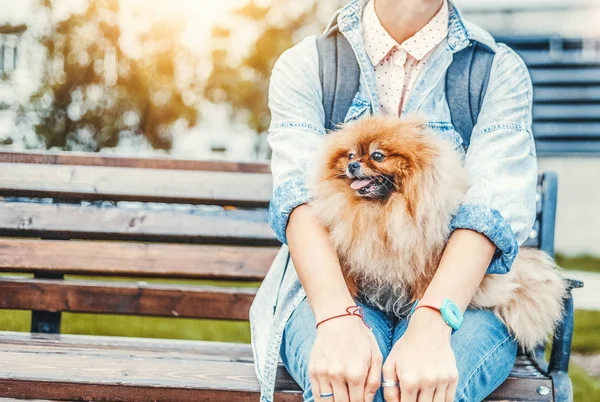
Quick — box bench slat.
[530,67,600,85]
[536,140,600,155]
[0,332,255,362]
[0,202,277,245]
[0,380,269,402]
[0,239,275,280]
[0,278,255,320]
[533,86,600,102]
[533,103,600,120]
[0,332,552,402]
[533,121,600,138]
[0,151,270,173]
[0,163,271,207]
[517,50,600,67]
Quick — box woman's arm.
[383,230,495,402]
[288,205,382,402]
[423,230,496,310]
[268,37,382,402]
[287,205,355,320]
[384,44,537,402]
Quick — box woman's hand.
[309,316,383,402]
[382,308,458,402]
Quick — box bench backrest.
[500,36,600,155]
[0,151,556,334]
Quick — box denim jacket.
[250,1,537,400]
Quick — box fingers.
[331,376,350,402]
[347,368,368,402]
[310,368,322,402]
[364,349,383,402]
[382,360,400,402]
[445,376,458,402]
[310,364,333,402]
[432,385,447,402]
[416,385,435,402]
[308,322,381,402]
[396,373,418,402]
[317,380,334,402]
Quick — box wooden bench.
[0,151,581,401]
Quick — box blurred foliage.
[28,0,201,151]
[556,253,600,273]
[204,0,344,135]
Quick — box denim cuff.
[268,176,311,244]
[449,205,519,275]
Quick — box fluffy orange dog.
[309,115,566,350]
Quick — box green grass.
[571,310,600,402]
[572,364,600,402]
[556,253,600,273]
[554,255,600,402]
[555,255,600,356]
[573,310,600,354]
[0,309,251,343]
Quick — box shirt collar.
[363,0,449,66]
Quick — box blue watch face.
[440,299,463,331]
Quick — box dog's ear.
[397,122,437,223]
[402,172,420,222]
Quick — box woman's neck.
[374,0,444,44]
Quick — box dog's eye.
[348,152,355,159]
[371,152,384,162]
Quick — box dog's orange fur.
[308,115,566,350]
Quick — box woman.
[250,0,537,401]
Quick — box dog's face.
[321,116,438,201]
[344,146,397,199]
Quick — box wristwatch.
[410,298,464,333]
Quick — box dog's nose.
[348,161,360,174]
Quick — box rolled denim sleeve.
[267,36,325,244]
[451,44,537,275]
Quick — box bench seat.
[0,332,553,401]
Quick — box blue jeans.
[281,299,517,402]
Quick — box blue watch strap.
[409,298,464,333]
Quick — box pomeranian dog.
[308,115,566,350]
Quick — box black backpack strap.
[446,42,495,148]
[317,29,361,131]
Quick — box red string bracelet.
[316,306,371,330]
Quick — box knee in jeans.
[454,335,517,402]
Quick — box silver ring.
[320,392,334,398]
[381,380,400,387]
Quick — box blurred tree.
[204,1,344,138]
[28,0,201,151]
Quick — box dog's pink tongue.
[351,179,372,190]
